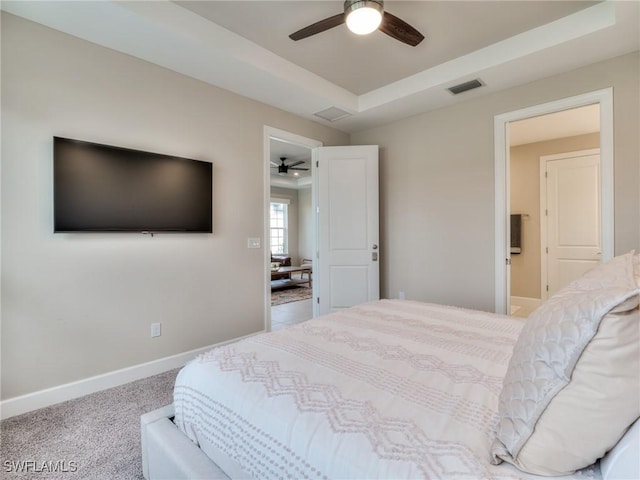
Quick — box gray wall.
[268,186,314,267]
[269,187,299,264]
[297,187,314,263]
[2,12,638,401]
[351,52,639,311]
[1,13,349,399]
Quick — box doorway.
[508,106,601,317]
[263,127,322,331]
[494,89,614,315]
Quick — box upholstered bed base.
[142,405,640,480]
[141,404,229,480]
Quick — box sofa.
[270,254,291,280]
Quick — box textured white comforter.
[174,300,599,479]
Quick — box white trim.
[540,149,601,163]
[494,88,614,314]
[540,155,549,302]
[510,295,543,311]
[0,332,259,420]
[263,127,322,332]
[311,148,320,319]
[494,117,510,314]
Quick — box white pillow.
[490,252,640,475]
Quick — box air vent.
[447,79,484,95]
[313,106,352,122]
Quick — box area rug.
[271,285,312,306]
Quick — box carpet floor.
[1,369,178,480]
[271,285,312,306]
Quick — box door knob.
[372,244,378,250]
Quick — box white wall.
[352,52,639,310]
[0,13,348,400]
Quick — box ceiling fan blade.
[286,160,305,168]
[289,167,309,171]
[289,13,345,41]
[270,161,279,166]
[379,12,424,47]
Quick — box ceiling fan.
[271,157,310,176]
[289,0,424,47]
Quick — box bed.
[141,253,640,480]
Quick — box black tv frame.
[53,137,212,234]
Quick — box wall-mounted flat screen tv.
[54,137,212,233]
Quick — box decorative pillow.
[490,252,640,475]
[610,255,640,312]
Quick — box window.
[270,199,289,254]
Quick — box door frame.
[493,88,614,314]
[263,126,322,331]
[539,148,601,301]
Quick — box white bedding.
[173,300,600,479]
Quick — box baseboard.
[0,331,261,420]
[510,295,542,310]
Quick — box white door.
[314,145,379,316]
[542,149,601,298]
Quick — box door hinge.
[546,246,548,253]
[545,171,548,178]
[317,297,320,304]
[506,258,511,265]
[546,285,549,292]
[545,209,548,216]
[316,160,319,168]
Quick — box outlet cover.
[151,322,161,338]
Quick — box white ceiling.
[176,1,597,94]
[2,1,638,133]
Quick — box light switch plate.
[150,322,161,338]
[247,237,261,249]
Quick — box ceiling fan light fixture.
[345,0,383,35]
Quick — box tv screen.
[53,137,212,233]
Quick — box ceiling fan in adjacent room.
[271,157,310,176]
[289,0,424,46]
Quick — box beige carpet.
[1,369,178,479]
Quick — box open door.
[314,145,380,316]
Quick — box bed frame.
[141,404,639,480]
[141,404,229,480]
